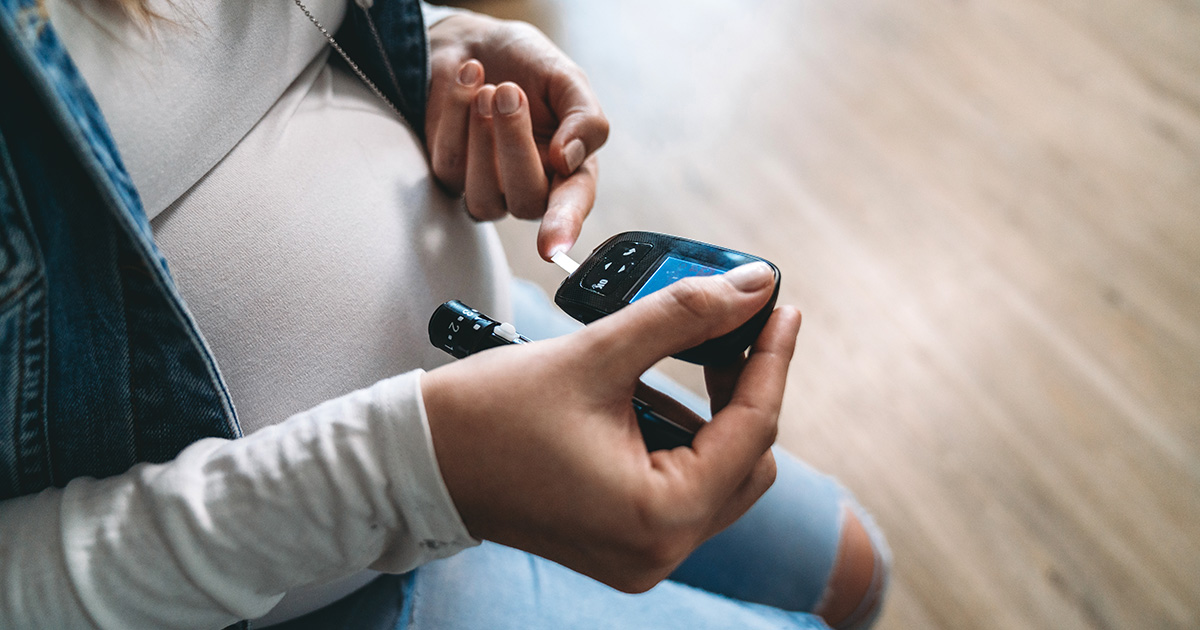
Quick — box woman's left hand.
[425,13,609,260]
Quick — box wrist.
[420,2,469,30]
[428,12,496,59]
[417,366,479,534]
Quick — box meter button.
[581,242,653,296]
[582,266,617,295]
[582,259,622,295]
[597,259,634,278]
[614,242,653,265]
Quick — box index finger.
[537,154,598,259]
[668,306,801,506]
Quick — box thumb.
[579,262,777,380]
[547,72,609,176]
[551,110,609,176]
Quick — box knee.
[813,505,891,629]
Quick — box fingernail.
[564,139,586,173]
[476,89,493,117]
[548,240,574,258]
[495,85,520,116]
[723,262,773,292]
[457,61,480,86]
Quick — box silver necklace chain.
[293,0,403,119]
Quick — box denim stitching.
[12,286,49,493]
[10,294,25,492]
[30,288,48,489]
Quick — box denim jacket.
[0,0,429,502]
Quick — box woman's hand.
[420,263,801,592]
[425,13,609,260]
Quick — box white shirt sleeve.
[0,370,476,630]
[420,1,470,28]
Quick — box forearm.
[0,370,474,630]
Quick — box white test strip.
[551,251,580,275]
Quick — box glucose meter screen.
[630,256,725,302]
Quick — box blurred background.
[439,1,1199,628]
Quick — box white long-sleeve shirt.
[1,372,474,628]
[0,1,501,627]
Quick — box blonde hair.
[35,0,164,23]
[105,0,160,22]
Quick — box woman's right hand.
[425,12,609,261]
[420,262,801,592]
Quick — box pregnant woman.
[0,1,887,628]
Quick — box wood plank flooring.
[441,1,1200,627]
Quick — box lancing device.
[428,300,695,451]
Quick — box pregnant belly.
[153,55,511,435]
[151,55,510,625]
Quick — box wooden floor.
[444,1,1200,627]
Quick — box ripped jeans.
[271,280,890,630]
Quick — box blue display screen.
[630,256,725,302]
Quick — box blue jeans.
[270,280,887,630]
